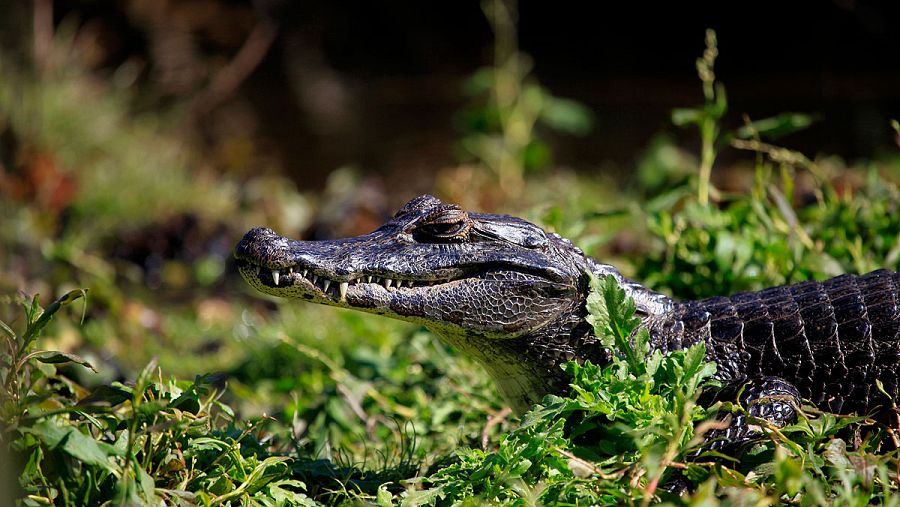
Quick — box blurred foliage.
[455,0,593,196]
[0,51,236,242]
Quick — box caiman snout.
[234,227,293,268]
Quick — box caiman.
[235,194,900,442]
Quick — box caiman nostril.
[234,227,291,264]
[236,227,277,250]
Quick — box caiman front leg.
[675,379,799,488]
[663,377,803,495]
[701,376,802,453]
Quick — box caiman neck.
[427,261,673,414]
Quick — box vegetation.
[2,15,899,507]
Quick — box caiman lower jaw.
[235,258,455,303]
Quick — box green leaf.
[672,108,702,127]
[509,458,533,477]
[585,274,644,370]
[29,351,97,372]
[21,289,88,349]
[710,82,728,118]
[540,97,594,136]
[245,456,292,494]
[114,475,143,507]
[736,113,815,140]
[585,278,612,347]
[25,294,41,327]
[26,420,115,472]
[632,327,650,360]
[268,480,315,506]
[376,484,395,507]
[131,358,159,408]
[77,385,131,407]
[645,350,663,377]
[682,343,706,380]
[137,463,157,503]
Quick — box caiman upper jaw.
[235,255,442,299]
[235,227,467,301]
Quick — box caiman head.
[235,194,626,412]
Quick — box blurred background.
[1,1,899,502]
[2,1,899,207]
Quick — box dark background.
[4,0,900,192]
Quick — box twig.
[730,138,825,179]
[336,382,369,424]
[553,447,622,480]
[191,20,278,117]
[33,0,54,72]
[481,406,512,449]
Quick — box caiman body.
[235,195,900,417]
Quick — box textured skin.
[235,194,900,421]
[648,270,900,415]
[701,377,802,451]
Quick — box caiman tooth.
[272,270,280,286]
[312,274,318,284]
[322,279,331,292]
[384,279,393,289]
[372,276,380,285]
[367,275,373,283]
[302,269,308,278]
[339,282,348,300]
[288,267,294,275]
[255,266,261,276]
[395,279,403,288]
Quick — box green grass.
[4,262,898,504]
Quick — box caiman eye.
[412,209,472,243]
[420,221,466,236]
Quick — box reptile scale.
[235,194,899,443]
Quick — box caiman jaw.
[234,256,452,303]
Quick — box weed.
[456,0,593,196]
[1,293,316,505]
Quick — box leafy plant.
[410,275,719,505]
[1,290,92,430]
[671,29,727,207]
[2,293,316,506]
[638,32,899,300]
[457,0,593,195]
[393,273,899,506]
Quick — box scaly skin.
[234,194,900,420]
